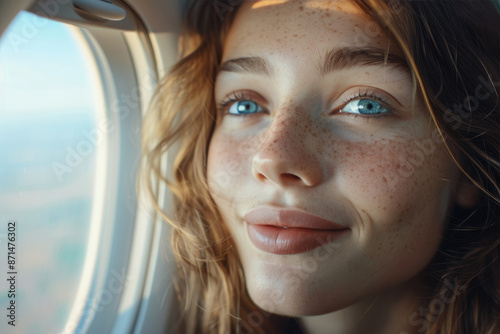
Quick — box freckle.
[382,176,388,183]
[299,5,303,10]
[370,168,374,172]
[293,34,297,37]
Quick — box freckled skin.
[207,0,463,328]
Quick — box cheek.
[206,129,261,203]
[334,137,453,216]
[331,136,454,278]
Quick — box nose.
[252,109,323,187]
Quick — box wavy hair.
[141,1,500,333]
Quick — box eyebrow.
[322,47,408,75]
[218,56,271,76]
[218,47,409,76]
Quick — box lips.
[244,207,350,254]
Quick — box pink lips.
[244,207,350,255]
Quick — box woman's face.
[207,0,460,316]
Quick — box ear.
[455,175,481,208]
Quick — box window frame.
[0,0,183,333]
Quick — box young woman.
[142,1,500,333]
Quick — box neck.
[298,279,428,334]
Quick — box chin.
[245,275,355,317]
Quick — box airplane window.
[0,11,104,334]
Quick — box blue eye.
[341,99,389,115]
[228,100,264,115]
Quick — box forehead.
[223,0,392,60]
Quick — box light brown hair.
[141,1,500,333]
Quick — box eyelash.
[217,89,395,118]
[217,91,259,116]
[334,90,395,119]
